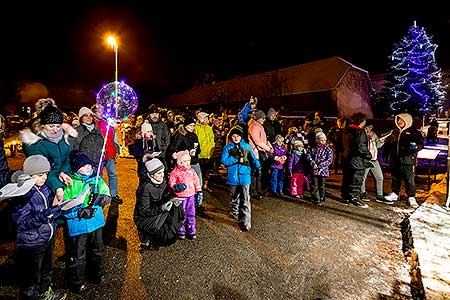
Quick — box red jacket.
[96,119,117,160]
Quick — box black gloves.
[92,194,112,206]
[37,206,62,222]
[11,171,33,187]
[229,146,243,159]
[77,207,97,219]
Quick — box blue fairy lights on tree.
[381,21,446,117]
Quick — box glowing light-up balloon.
[96,81,138,121]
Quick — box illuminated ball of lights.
[96,81,138,121]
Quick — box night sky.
[1,2,449,108]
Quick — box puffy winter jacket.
[12,184,57,249]
[221,140,260,186]
[62,173,110,236]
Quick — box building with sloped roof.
[160,56,374,118]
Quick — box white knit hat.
[315,132,327,141]
[78,107,93,118]
[145,158,164,175]
[197,112,209,122]
[141,120,153,135]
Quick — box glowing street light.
[106,36,118,83]
[106,35,119,119]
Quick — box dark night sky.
[1,2,449,107]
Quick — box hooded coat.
[382,113,424,166]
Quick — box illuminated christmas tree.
[379,21,446,117]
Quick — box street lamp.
[107,36,118,83]
[106,35,119,120]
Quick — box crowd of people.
[0,96,426,299]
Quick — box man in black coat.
[340,112,371,208]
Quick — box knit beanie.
[267,108,277,118]
[173,150,191,166]
[147,104,159,114]
[23,155,51,175]
[39,105,64,125]
[315,132,327,141]
[141,120,153,135]
[72,119,80,127]
[253,110,266,120]
[145,158,164,175]
[197,112,209,122]
[69,150,93,172]
[78,107,93,119]
[275,134,284,142]
[292,140,304,149]
[228,126,243,138]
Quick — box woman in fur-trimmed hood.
[19,98,78,204]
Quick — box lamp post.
[107,36,119,120]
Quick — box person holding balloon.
[91,103,123,205]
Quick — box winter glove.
[77,207,97,219]
[37,206,62,222]
[11,171,33,187]
[174,183,187,192]
[161,201,173,211]
[195,191,203,207]
[92,194,112,206]
[228,147,242,159]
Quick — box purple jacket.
[309,144,333,177]
[270,143,287,170]
[287,151,308,175]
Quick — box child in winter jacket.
[168,150,202,240]
[270,134,288,197]
[308,132,334,205]
[62,150,111,293]
[11,155,67,300]
[287,140,309,199]
[134,156,185,248]
[221,126,261,231]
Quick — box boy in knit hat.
[11,155,67,300]
[221,126,260,231]
[134,156,185,247]
[62,150,111,293]
[168,150,202,240]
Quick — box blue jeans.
[270,168,284,193]
[102,158,118,197]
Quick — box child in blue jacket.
[12,155,66,300]
[62,150,111,293]
[221,126,260,231]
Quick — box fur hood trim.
[19,123,78,146]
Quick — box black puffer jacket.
[342,124,372,169]
[134,177,184,245]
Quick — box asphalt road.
[1,156,417,300]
